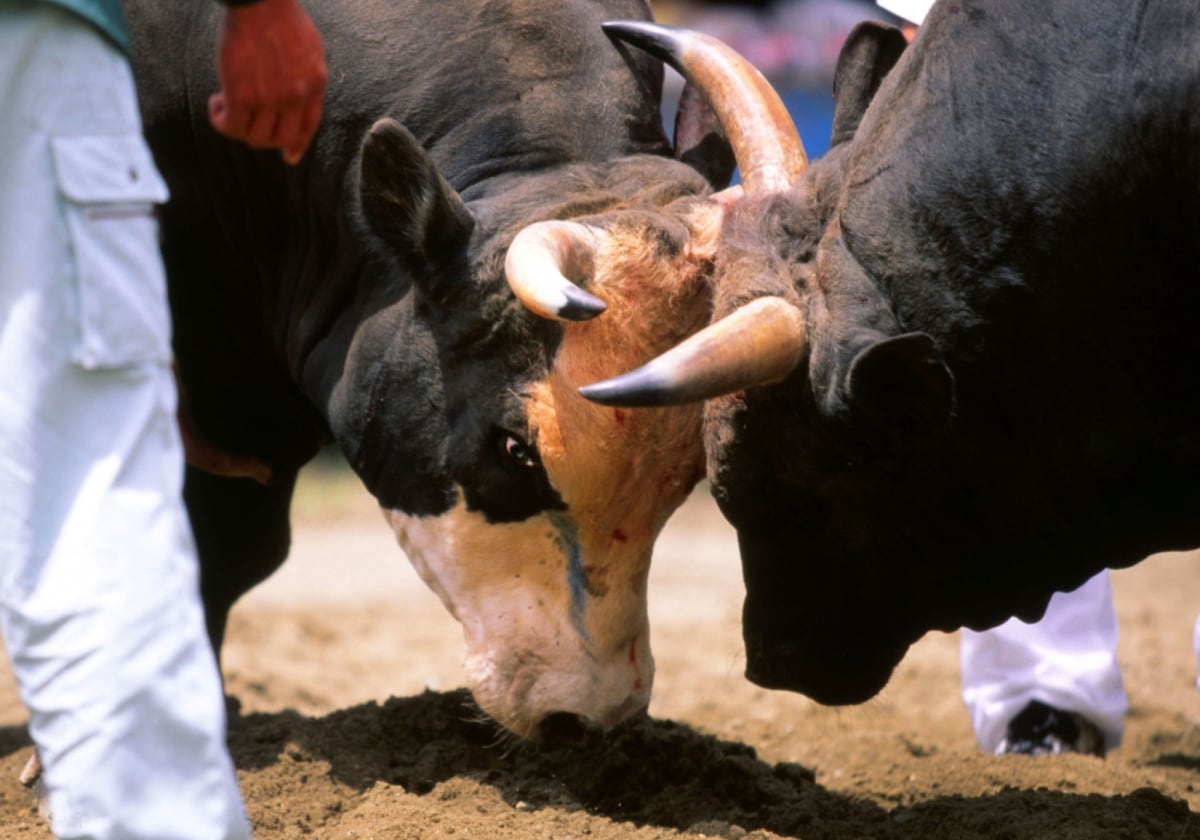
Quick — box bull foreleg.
[183,467,297,656]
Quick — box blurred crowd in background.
[650,0,903,158]
[655,0,900,87]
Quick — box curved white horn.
[505,221,608,321]
[579,296,806,406]
[603,21,807,193]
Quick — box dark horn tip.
[601,21,682,62]
[558,286,607,321]
[578,381,651,407]
[579,370,684,408]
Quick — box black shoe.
[995,699,1106,757]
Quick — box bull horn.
[579,296,806,406]
[603,21,807,193]
[505,220,608,321]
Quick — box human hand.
[208,0,327,164]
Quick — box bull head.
[338,22,801,737]
[581,21,962,705]
[584,7,1200,709]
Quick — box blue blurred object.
[662,86,834,188]
[654,0,884,176]
[661,84,835,181]
[781,86,835,160]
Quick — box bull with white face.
[587,2,1200,706]
[126,0,797,736]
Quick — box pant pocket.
[51,133,172,369]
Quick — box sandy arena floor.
[1,462,1198,838]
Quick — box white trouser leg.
[960,571,1127,753]
[1193,614,1200,693]
[0,6,251,838]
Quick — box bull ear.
[359,118,475,274]
[674,81,736,188]
[830,21,908,148]
[844,332,954,440]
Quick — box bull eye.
[501,432,537,468]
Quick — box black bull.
[124,0,805,736]
[586,0,1200,705]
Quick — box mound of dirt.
[230,689,1194,839]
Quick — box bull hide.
[588,0,1200,705]
[124,0,755,737]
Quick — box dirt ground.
[1,462,1199,839]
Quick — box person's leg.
[960,570,1126,755]
[1193,614,1200,693]
[0,6,250,837]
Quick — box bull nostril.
[534,711,602,747]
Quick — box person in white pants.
[0,0,324,836]
[872,0,1136,757]
[960,573,1125,755]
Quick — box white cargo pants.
[0,5,251,838]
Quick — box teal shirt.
[40,0,130,53]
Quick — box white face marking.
[386,497,654,737]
